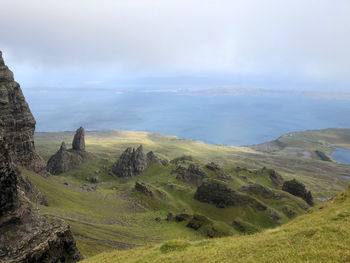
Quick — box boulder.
[194,179,267,210]
[282,179,314,206]
[112,145,148,177]
[0,51,45,172]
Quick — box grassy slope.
[83,185,350,263]
[30,128,350,258]
[35,128,350,198]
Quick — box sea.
[25,88,350,146]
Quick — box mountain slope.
[83,185,350,263]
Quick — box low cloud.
[1,0,350,88]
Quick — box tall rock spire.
[0,51,45,172]
[72,126,86,151]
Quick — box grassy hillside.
[29,128,350,259]
[35,128,350,198]
[82,185,350,263]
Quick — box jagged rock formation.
[46,128,91,175]
[173,164,208,186]
[112,145,166,177]
[112,145,148,177]
[0,142,82,262]
[282,179,314,206]
[194,179,267,210]
[46,142,84,175]
[72,127,85,151]
[0,51,45,172]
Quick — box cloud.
[1,0,350,87]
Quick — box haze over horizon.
[1,0,350,92]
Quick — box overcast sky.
[1,0,350,90]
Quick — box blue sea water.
[332,147,350,165]
[25,89,350,146]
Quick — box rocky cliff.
[0,51,45,172]
[0,51,82,262]
[0,142,82,262]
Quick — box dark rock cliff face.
[0,145,18,217]
[0,141,82,262]
[0,52,82,262]
[0,51,45,172]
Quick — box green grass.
[29,128,350,259]
[83,185,350,263]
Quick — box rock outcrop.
[282,179,314,206]
[112,145,148,177]
[112,145,166,177]
[46,128,91,175]
[0,142,82,262]
[173,164,208,186]
[239,183,281,200]
[72,126,85,151]
[0,51,45,172]
[194,179,267,210]
[46,142,84,175]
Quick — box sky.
[1,0,350,91]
